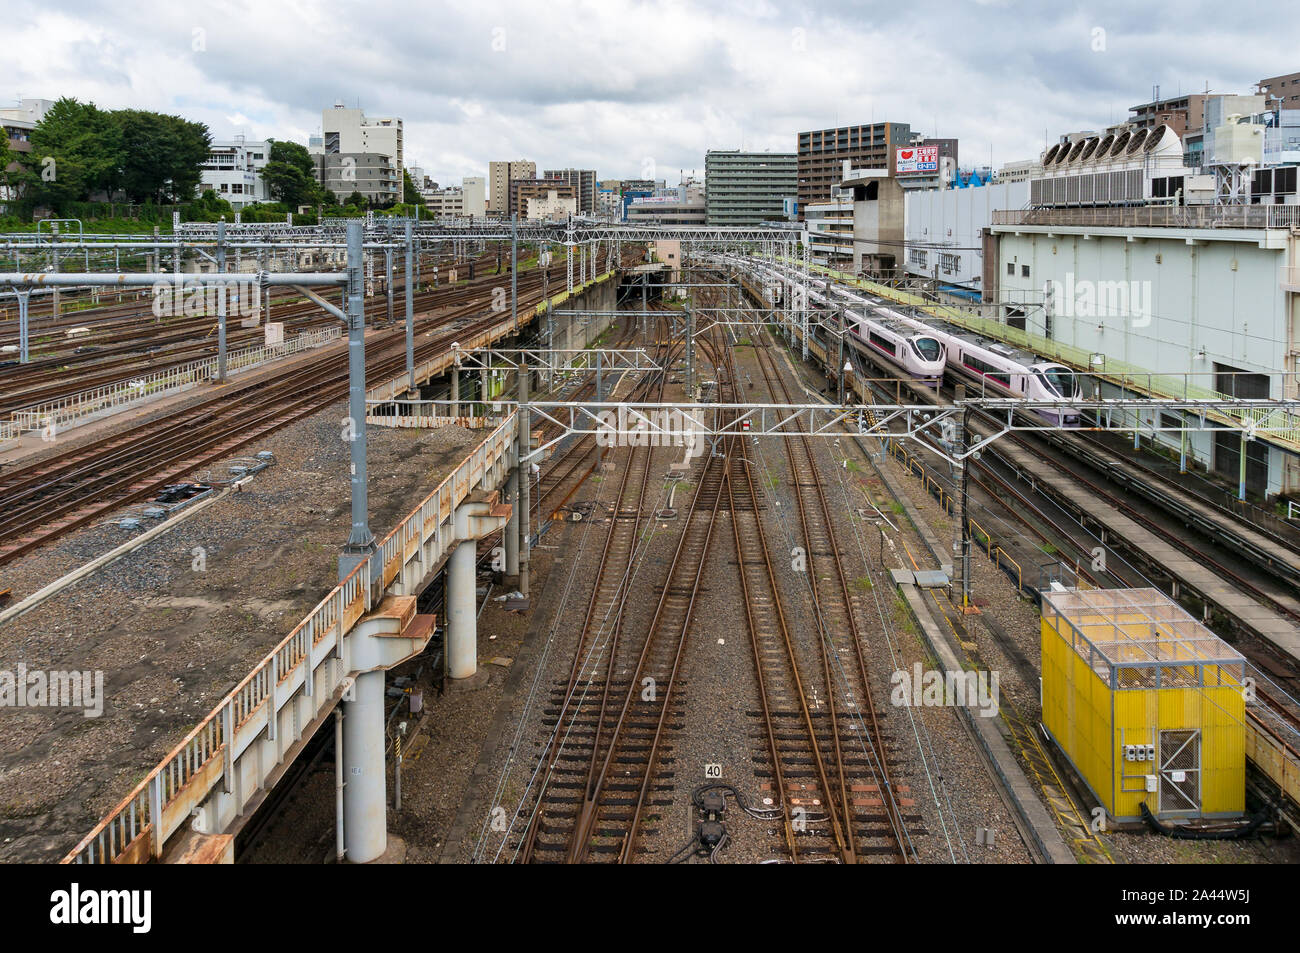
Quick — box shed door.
[1158,729,1201,813]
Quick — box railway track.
[514,336,680,862]
[0,256,631,569]
[748,326,913,862]
[0,252,513,414]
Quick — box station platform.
[990,433,1300,661]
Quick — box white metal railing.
[6,327,341,438]
[63,412,517,864]
[992,204,1300,230]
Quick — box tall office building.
[462,176,487,217]
[543,169,598,214]
[489,160,536,215]
[796,122,912,213]
[704,151,797,225]
[319,102,403,184]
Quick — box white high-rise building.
[462,176,487,217]
[198,136,272,209]
[315,102,404,203]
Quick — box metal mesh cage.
[1041,587,1246,690]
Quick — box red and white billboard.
[896,145,939,174]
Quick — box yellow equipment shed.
[1040,587,1247,824]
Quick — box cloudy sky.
[6,0,1298,187]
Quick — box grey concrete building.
[543,168,597,215]
[704,150,797,225]
[316,152,399,205]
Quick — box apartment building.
[520,188,576,222]
[512,179,576,220]
[318,102,403,183]
[543,168,597,214]
[1257,70,1300,108]
[704,150,796,225]
[0,98,53,157]
[488,160,536,216]
[796,122,913,212]
[316,153,399,204]
[1128,93,1208,138]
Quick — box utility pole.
[405,221,415,391]
[340,219,376,581]
[14,290,30,364]
[513,215,531,598]
[836,304,846,402]
[685,297,696,400]
[51,224,60,322]
[956,401,973,609]
[217,219,227,383]
[384,246,394,326]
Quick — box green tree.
[345,189,367,209]
[114,109,211,203]
[23,97,122,211]
[191,188,234,219]
[403,169,423,206]
[262,139,321,209]
[0,128,15,207]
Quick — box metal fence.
[992,204,1300,230]
[6,327,341,439]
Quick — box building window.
[1021,264,1030,278]
[1006,262,1014,276]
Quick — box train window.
[869,331,896,356]
[1037,366,1078,398]
[910,337,941,362]
[963,353,1011,387]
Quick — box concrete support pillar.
[504,468,520,577]
[450,367,460,417]
[446,539,478,679]
[342,670,387,862]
